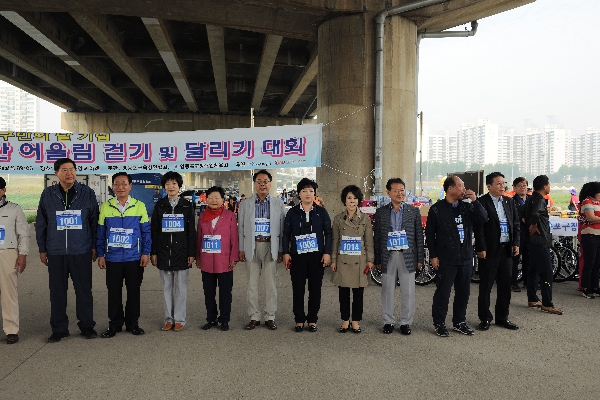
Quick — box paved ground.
[0,227,598,399]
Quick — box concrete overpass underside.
[0,0,534,213]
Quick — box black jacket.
[474,193,520,258]
[282,204,332,256]
[150,197,197,270]
[426,198,488,264]
[524,191,552,248]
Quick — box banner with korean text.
[0,124,322,173]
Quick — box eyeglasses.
[254,180,271,185]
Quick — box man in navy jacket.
[36,158,99,343]
[426,175,488,337]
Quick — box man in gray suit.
[238,170,286,330]
[374,178,424,335]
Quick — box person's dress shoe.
[265,320,277,330]
[202,321,217,330]
[6,334,18,344]
[478,321,490,331]
[161,322,173,331]
[245,320,260,330]
[126,326,145,335]
[101,328,121,338]
[351,324,361,334]
[452,322,474,335]
[308,324,318,332]
[399,325,411,335]
[80,327,98,339]
[220,323,229,331]
[383,324,394,334]
[339,321,349,333]
[511,285,521,292]
[173,323,184,332]
[294,325,304,332]
[496,320,519,330]
[48,332,70,343]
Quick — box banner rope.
[322,104,375,127]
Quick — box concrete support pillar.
[237,170,253,199]
[267,169,278,197]
[317,13,417,216]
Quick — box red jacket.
[196,209,239,273]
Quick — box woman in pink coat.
[196,186,239,331]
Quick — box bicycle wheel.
[416,247,436,286]
[550,247,562,281]
[555,246,578,282]
[370,267,382,286]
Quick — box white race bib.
[340,236,361,255]
[56,210,82,230]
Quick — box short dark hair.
[513,177,528,187]
[581,181,600,202]
[297,178,317,193]
[206,186,225,198]
[253,169,272,182]
[443,175,457,192]
[386,178,405,191]
[532,175,550,191]
[54,158,76,172]
[161,171,183,188]
[112,172,132,184]
[341,185,363,204]
[485,172,505,186]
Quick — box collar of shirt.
[390,203,403,231]
[255,194,270,204]
[168,197,179,209]
[116,196,131,215]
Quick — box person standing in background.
[0,177,29,344]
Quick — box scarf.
[203,205,224,223]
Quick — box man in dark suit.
[475,172,520,331]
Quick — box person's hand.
[321,254,331,268]
[151,255,157,266]
[188,257,195,266]
[366,262,374,272]
[465,189,477,202]
[98,256,106,269]
[431,257,440,270]
[15,254,26,274]
[239,251,246,262]
[283,254,292,270]
[477,251,486,259]
[512,246,519,256]
[529,224,540,235]
[277,252,283,263]
[376,264,381,270]
[91,249,98,262]
[196,259,201,269]
[39,252,48,266]
[330,262,337,272]
[140,254,149,267]
[417,262,423,270]
[229,261,237,269]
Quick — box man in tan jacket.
[0,177,29,344]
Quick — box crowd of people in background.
[1,159,597,346]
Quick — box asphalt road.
[0,227,597,399]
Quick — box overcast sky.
[418,0,599,136]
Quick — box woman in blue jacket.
[282,178,332,332]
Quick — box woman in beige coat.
[330,185,374,333]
